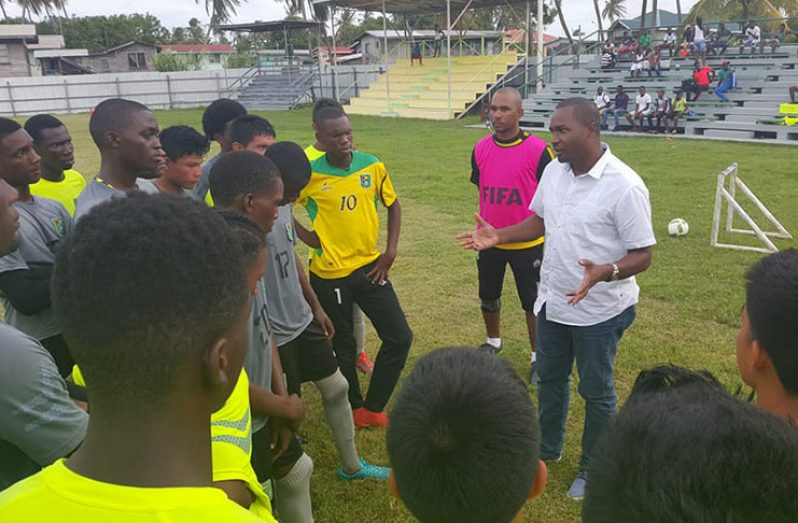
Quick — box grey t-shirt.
[74,178,160,221]
[0,322,88,489]
[245,279,273,433]
[264,205,314,347]
[0,197,72,340]
[194,153,221,201]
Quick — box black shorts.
[477,245,543,312]
[251,422,305,482]
[278,320,339,396]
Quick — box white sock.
[531,352,537,363]
[314,371,360,473]
[486,337,502,349]
[274,453,314,523]
[353,305,367,355]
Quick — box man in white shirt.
[457,97,655,501]
[594,86,611,130]
[742,20,761,54]
[625,86,652,132]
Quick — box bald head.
[555,97,601,132]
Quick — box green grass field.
[56,108,798,522]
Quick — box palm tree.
[593,0,604,41]
[197,0,242,34]
[17,0,67,21]
[553,0,574,48]
[650,0,658,26]
[676,0,682,23]
[686,0,797,24]
[602,0,628,23]
[640,0,648,28]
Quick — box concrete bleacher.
[347,54,521,120]
[520,47,798,143]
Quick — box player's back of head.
[159,125,210,161]
[24,114,65,145]
[228,115,276,147]
[744,248,798,395]
[202,98,247,139]
[51,194,248,405]
[387,347,543,523]
[89,98,150,148]
[265,141,311,202]
[583,365,798,523]
[209,151,281,207]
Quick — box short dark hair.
[209,151,282,207]
[159,125,210,161]
[52,194,248,403]
[202,98,247,139]
[314,106,346,126]
[89,98,150,148]
[745,248,798,395]
[0,117,22,141]
[312,98,344,123]
[265,141,311,200]
[215,209,266,258]
[584,365,798,523]
[387,348,540,523]
[24,114,65,144]
[555,97,600,129]
[228,115,276,147]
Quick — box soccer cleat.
[353,407,389,429]
[477,343,502,355]
[336,458,390,481]
[568,473,588,501]
[356,351,375,375]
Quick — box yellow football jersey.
[296,151,397,279]
[29,169,86,217]
[304,144,324,162]
[0,460,263,522]
[211,370,276,522]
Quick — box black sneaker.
[477,343,502,355]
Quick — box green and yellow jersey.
[296,151,397,279]
[304,144,324,162]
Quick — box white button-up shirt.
[530,144,655,326]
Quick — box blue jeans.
[537,304,636,472]
[715,79,733,101]
[612,108,627,129]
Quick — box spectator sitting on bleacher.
[639,30,652,51]
[626,86,652,132]
[594,86,611,130]
[711,22,732,55]
[663,28,677,57]
[666,91,686,134]
[618,31,637,56]
[764,23,790,54]
[685,61,714,101]
[741,20,761,55]
[600,42,616,69]
[647,88,671,133]
[603,39,616,58]
[630,50,645,78]
[611,85,630,130]
[714,60,736,103]
[682,24,694,47]
[646,47,661,78]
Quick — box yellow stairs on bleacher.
[348,54,521,120]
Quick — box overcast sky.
[5,0,701,37]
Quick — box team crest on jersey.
[286,222,295,242]
[321,182,332,192]
[360,174,372,189]
[51,217,64,236]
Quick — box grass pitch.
[57,108,798,522]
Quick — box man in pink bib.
[470,87,555,383]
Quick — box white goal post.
[711,163,792,254]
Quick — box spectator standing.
[692,17,707,60]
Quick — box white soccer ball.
[668,218,689,236]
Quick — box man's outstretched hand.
[567,259,613,305]
[456,214,500,251]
